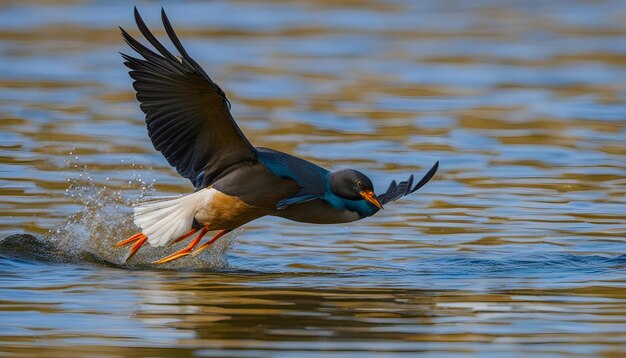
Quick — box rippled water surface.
[1,0,626,356]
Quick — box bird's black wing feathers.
[377,161,439,205]
[121,8,256,188]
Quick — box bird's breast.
[194,188,264,230]
[272,198,362,224]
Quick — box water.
[1,0,626,356]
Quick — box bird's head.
[328,169,383,210]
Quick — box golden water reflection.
[1,0,626,356]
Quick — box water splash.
[5,158,237,270]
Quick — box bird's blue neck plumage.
[256,148,379,217]
[323,175,379,218]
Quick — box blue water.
[1,0,626,356]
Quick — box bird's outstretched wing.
[377,161,439,205]
[121,8,257,188]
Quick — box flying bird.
[116,8,439,264]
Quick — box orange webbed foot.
[153,227,209,264]
[116,233,148,262]
[115,232,144,247]
[192,230,230,256]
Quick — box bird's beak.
[360,190,383,210]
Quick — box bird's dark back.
[256,147,329,199]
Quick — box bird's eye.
[357,181,364,189]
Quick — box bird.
[115,8,439,264]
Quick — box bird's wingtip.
[133,6,144,24]
[409,160,439,194]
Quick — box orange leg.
[117,227,201,262]
[153,226,210,264]
[168,227,198,246]
[115,232,145,247]
[192,229,231,256]
[115,233,148,262]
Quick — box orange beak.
[360,190,383,210]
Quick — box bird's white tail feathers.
[133,188,212,247]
